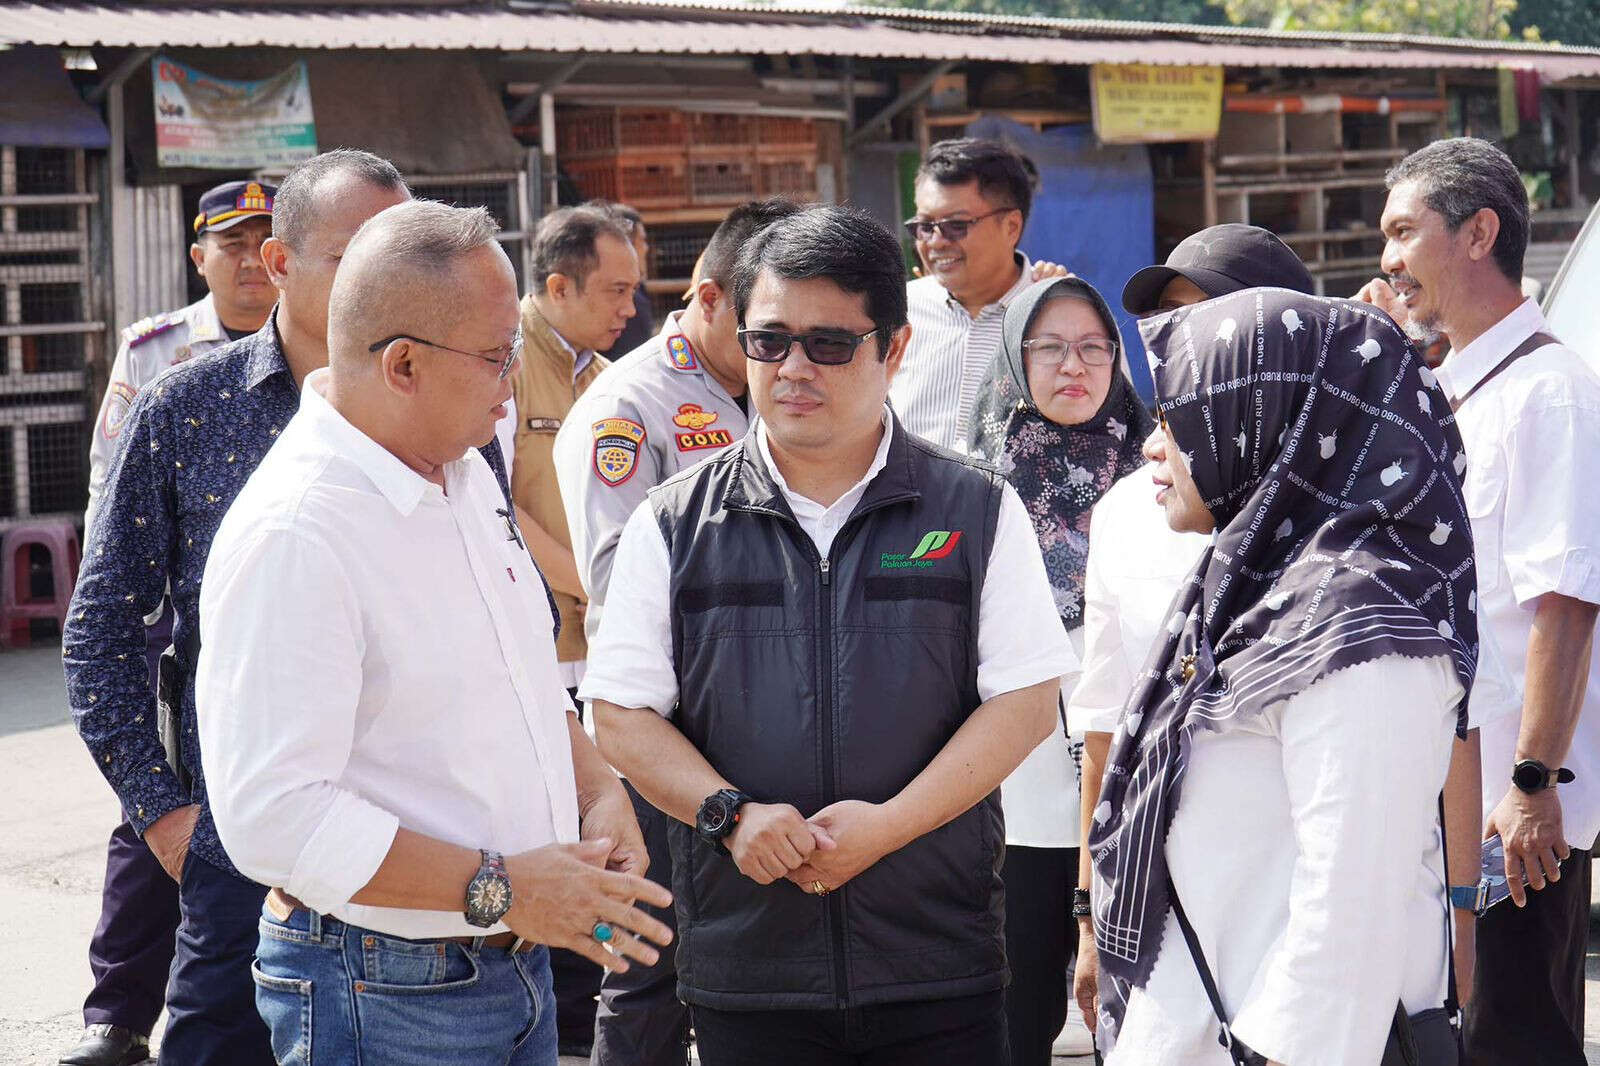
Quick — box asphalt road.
[2,640,1594,1065]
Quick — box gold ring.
[810,880,829,896]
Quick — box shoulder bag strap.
[1437,793,1462,1027]
[1167,879,1269,1066]
[1449,331,1557,412]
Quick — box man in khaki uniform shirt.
[508,203,642,1056]
[510,204,641,687]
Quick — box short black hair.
[532,205,633,290]
[584,198,643,234]
[731,205,907,361]
[916,138,1038,224]
[273,149,407,252]
[1386,138,1529,282]
[700,198,803,288]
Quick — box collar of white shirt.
[936,252,1036,319]
[753,406,894,525]
[300,368,464,517]
[1435,297,1549,404]
[547,325,596,380]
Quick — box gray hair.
[273,148,408,252]
[531,205,632,290]
[1386,138,1528,282]
[328,200,506,366]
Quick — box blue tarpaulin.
[967,116,1157,403]
[0,46,109,149]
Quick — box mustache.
[1387,273,1421,289]
[771,385,825,404]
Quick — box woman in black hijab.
[1090,288,1478,1065]
[968,277,1152,1066]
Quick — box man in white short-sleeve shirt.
[1372,137,1600,1066]
[584,206,1074,1065]
[197,201,673,1065]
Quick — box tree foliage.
[1510,0,1600,45]
[1212,0,1527,39]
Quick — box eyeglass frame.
[1020,335,1120,370]
[902,208,1018,243]
[367,328,523,381]
[737,327,880,366]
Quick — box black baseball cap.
[1121,223,1315,314]
[193,180,275,235]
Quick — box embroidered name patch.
[526,417,562,433]
[675,428,733,452]
[667,335,698,372]
[593,418,646,485]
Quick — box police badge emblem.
[592,417,646,486]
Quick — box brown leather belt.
[267,887,533,951]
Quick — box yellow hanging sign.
[1090,64,1224,144]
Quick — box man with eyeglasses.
[889,137,1044,451]
[65,151,483,1065]
[583,205,1075,1065]
[195,197,671,1066]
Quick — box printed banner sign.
[153,57,317,169]
[1090,64,1223,144]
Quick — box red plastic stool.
[1,518,81,647]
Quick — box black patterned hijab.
[967,278,1154,632]
[1090,288,1479,1048]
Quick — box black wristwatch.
[696,788,752,854]
[1511,759,1576,795]
[464,849,513,928]
[1072,888,1092,919]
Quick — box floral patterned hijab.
[967,277,1154,632]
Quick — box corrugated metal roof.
[6,3,1600,79]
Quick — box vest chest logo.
[526,416,562,433]
[880,529,962,570]
[672,403,731,451]
[667,334,699,372]
[592,417,646,485]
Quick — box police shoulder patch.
[592,417,646,486]
[666,334,698,372]
[124,312,181,348]
[100,382,138,440]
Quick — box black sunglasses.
[737,328,879,366]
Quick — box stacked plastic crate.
[0,146,98,528]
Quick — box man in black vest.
[583,205,1075,1065]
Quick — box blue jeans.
[252,905,558,1066]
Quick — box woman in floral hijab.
[967,276,1153,1066]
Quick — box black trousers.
[1002,845,1079,1066]
[1463,846,1591,1066]
[593,781,690,1066]
[692,990,1007,1066]
[552,687,604,1048]
[159,853,272,1066]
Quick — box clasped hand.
[727,799,901,893]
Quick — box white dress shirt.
[1108,655,1460,1066]
[579,410,1079,717]
[889,253,1034,451]
[197,371,580,938]
[1435,298,1600,850]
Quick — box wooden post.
[1202,139,1218,228]
[1567,89,1584,210]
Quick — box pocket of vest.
[678,581,785,613]
[862,575,969,605]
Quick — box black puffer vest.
[649,417,1007,1010]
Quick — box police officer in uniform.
[553,198,799,1066]
[61,179,274,1066]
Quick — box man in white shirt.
[197,200,672,1065]
[1369,137,1600,1066]
[583,205,1075,1064]
[889,138,1042,451]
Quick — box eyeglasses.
[367,328,523,381]
[902,208,1017,243]
[1021,337,1119,369]
[737,328,879,366]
